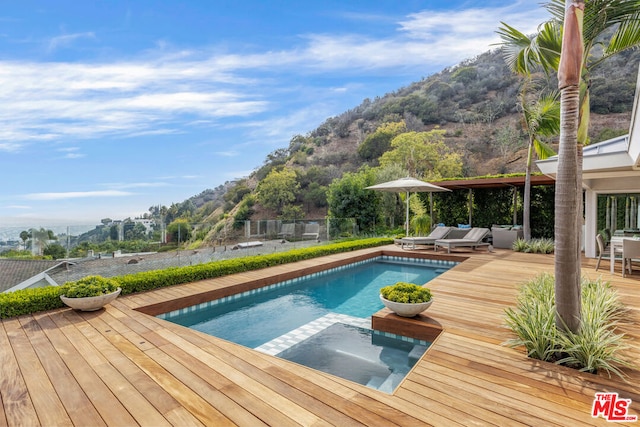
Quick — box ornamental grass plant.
[504,273,633,379]
[512,238,555,254]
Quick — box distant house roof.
[0,259,69,292]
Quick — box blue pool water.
[159,256,455,392]
[278,323,428,393]
[163,257,452,348]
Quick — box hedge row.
[0,237,393,319]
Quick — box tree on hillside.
[257,168,300,214]
[167,219,192,243]
[358,121,407,162]
[327,168,380,233]
[378,129,463,179]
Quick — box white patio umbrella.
[366,177,451,236]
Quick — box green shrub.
[0,237,393,319]
[61,276,120,298]
[504,273,633,379]
[380,282,432,303]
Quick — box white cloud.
[22,190,134,201]
[214,150,239,157]
[47,31,96,52]
[100,182,169,189]
[0,2,549,150]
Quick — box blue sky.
[0,0,549,226]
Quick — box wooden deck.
[1,246,639,426]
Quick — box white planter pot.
[380,294,432,317]
[61,288,122,311]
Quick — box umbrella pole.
[406,191,410,237]
[429,193,433,230]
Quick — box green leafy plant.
[504,273,633,379]
[62,276,120,298]
[410,214,431,236]
[380,282,432,304]
[512,238,554,254]
[511,238,530,253]
[504,273,557,360]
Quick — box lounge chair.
[302,223,320,240]
[400,226,451,250]
[278,223,295,239]
[434,227,491,253]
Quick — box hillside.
[163,46,639,244]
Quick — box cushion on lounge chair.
[400,226,451,249]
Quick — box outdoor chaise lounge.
[434,227,491,253]
[277,223,295,239]
[302,223,320,240]
[400,226,451,250]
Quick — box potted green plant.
[380,282,433,317]
[60,275,122,311]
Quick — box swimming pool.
[159,255,455,392]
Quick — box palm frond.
[533,140,557,160]
[606,10,640,55]
[496,22,535,74]
[534,21,562,72]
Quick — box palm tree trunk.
[555,0,584,334]
[524,140,533,241]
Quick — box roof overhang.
[431,175,555,190]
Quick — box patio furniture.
[595,233,611,271]
[433,227,491,253]
[400,226,451,250]
[278,223,295,239]
[491,226,524,249]
[302,223,320,240]
[622,238,640,277]
[609,235,625,274]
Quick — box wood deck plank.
[55,310,173,427]
[71,312,186,425]
[35,312,138,426]
[158,342,302,427]
[2,245,640,425]
[2,317,73,427]
[0,321,40,427]
[152,327,332,426]
[104,330,237,427]
[17,314,105,427]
